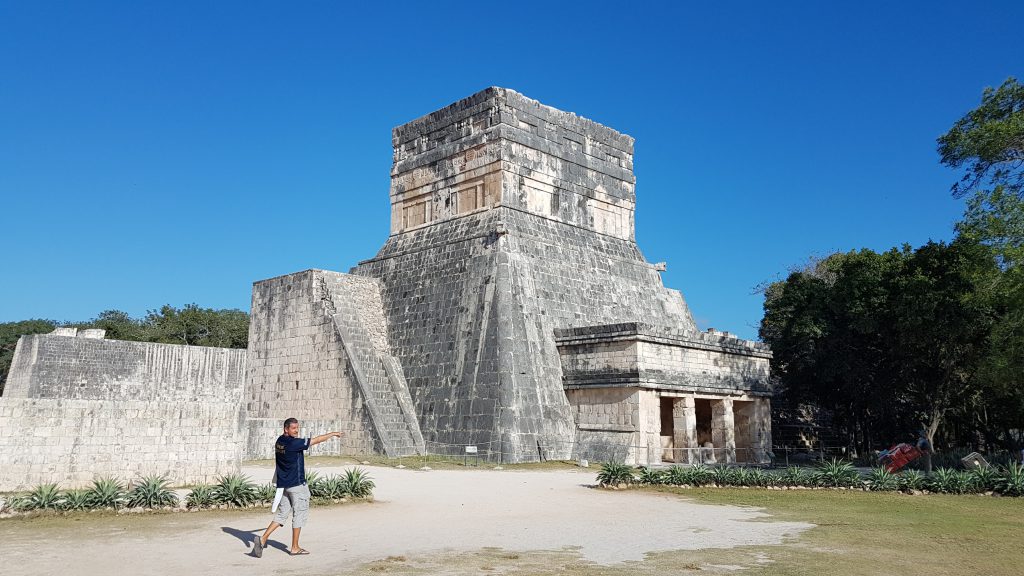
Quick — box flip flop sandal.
[291,548,310,556]
[252,535,264,558]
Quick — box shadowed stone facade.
[0,88,772,489]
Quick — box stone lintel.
[554,322,772,358]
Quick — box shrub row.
[3,468,376,514]
[598,459,1024,496]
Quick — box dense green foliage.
[126,475,180,508]
[0,304,248,395]
[761,80,1024,455]
[602,460,1024,496]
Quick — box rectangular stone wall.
[0,335,247,490]
[0,398,241,490]
[389,87,638,241]
[566,387,640,464]
[244,270,377,459]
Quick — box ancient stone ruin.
[0,88,771,490]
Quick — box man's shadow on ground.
[221,526,290,556]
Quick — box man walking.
[253,417,343,557]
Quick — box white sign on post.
[465,445,478,454]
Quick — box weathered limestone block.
[712,398,736,464]
[0,335,246,491]
[673,397,698,463]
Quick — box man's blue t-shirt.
[275,435,310,488]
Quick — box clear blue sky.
[2,2,1021,340]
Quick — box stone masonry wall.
[0,334,246,490]
[244,270,377,459]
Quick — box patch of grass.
[661,485,1024,575]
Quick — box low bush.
[929,467,972,494]
[779,466,817,487]
[213,474,258,507]
[87,477,126,509]
[185,484,217,509]
[255,483,277,504]
[596,461,635,486]
[815,459,861,488]
[866,467,899,491]
[24,483,63,511]
[126,475,179,508]
[342,468,375,498]
[995,463,1024,497]
[60,489,93,511]
[638,466,667,485]
[968,466,1000,492]
[899,469,926,491]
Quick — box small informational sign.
[465,445,478,454]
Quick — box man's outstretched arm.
[309,431,343,447]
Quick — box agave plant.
[866,467,899,491]
[968,466,1000,492]
[688,464,712,486]
[305,470,325,497]
[929,467,972,494]
[185,484,217,509]
[663,466,689,486]
[815,459,860,488]
[637,466,667,485]
[779,466,815,487]
[342,468,375,498]
[596,461,635,486]
[60,489,93,511]
[995,463,1024,497]
[213,474,258,507]
[255,483,277,504]
[126,475,179,508]
[711,466,737,486]
[87,477,126,509]
[21,483,63,511]
[746,468,773,487]
[899,469,926,491]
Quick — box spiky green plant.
[969,466,1000,492]
[711,466,737,486]
[87,477,126,509]
[746,467,773,487]
[60,489,93,511]
[779,466,816,487]
[899,469,926,491]
[596,461,634,486]
[688,464,712,486]
[663,466,689,485]
[213,474,258,507]
[254,483,277,504]
[126,475,179,508]
[637,466,667,485]
[995,463,1024,497]
[342,468,375,498]
[185,484,217,509]
[929,467,972,494]
[866,467,899,491]
[815,459,860,488]
[305,470,325,496]
[21,483,63,511]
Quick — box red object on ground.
[880,443,922,472]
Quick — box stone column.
[753,397,773,463]
[673,397,698,464]
[711,398,735,464]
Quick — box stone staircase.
[321,274,424,458]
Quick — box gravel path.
[0,464,811,575]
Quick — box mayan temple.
[0,88,772,489]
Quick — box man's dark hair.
[283,417,298,429]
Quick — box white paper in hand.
[271,487,285,512]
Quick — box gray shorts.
[273,484,310,528]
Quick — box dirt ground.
[0,464,811,576]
